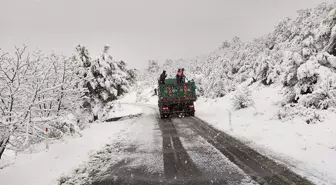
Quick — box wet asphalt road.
[74,107,314,185]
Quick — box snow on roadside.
[145,95,158,106]
[0,117,137,185]
[58,106,162,185]
[129,84,336,183]
[195,85,336,185]
[106,103,143,119]
[119,91,137,103]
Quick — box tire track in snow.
[159,118,179,179]
[187,116,315,185]
[158,117,201,182]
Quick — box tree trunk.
[93,115,98,121]
[56,59,67,116]
[117,84,122,96]
[0,135,10,160]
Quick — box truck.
[158,78,197,119]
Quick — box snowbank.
[0,118,136,185]
[58,106,160,185]
[195,85,336,185]
[145,94,158,105]
[119,91,138,103]
[106,102,143,119]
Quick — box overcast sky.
[0,0,335,69]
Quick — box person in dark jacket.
[180,68,186,83]
[176,68,182,84]
[159,70,167,84]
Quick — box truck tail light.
[189,105,194,109]
[163,107,169,111]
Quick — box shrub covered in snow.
[276,104,324,124]
[231,85,254,110]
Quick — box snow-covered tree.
[0,46,86,158]
[0,44,136,158]
[73,45,136,120]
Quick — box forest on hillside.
[0,45,137,158]
[143,3,336,112]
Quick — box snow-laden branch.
[30,116,58,122]
[37,84,64,95]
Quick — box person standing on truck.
[159,70,167,84]
[176,68,182,84]
[181,68,186,83]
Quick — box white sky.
[0,0,335,69]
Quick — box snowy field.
[0,105,143,185]
[134,86,336,185]
[195,85,336,184]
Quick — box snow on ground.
[119,91,137,103]
[195,85,336,185]
[0,107,142,185]
[103,87,336,184]
[147,94,158,105]
[132,85,336,184]
[107,102,143,119]
[58,106,162,185]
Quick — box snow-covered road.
[61,105,312,185]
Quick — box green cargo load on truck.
[158,78,197,119]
